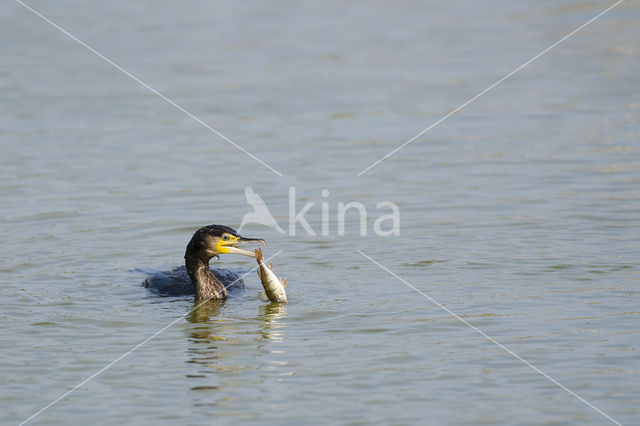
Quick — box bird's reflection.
[185,300,227,373]
[187,299,225,325]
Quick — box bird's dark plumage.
[143,266,245,296]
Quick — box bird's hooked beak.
[216,234,266,258]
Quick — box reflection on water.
[179,300,292,415]
[186,300,226,325]
[183,300,288,379]
[185,300,227,376]
[257,302,287,342]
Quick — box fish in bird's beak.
[216,232,267,258]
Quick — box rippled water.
[1,1,639,424]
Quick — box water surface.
[1,1,639,424]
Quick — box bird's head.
[185,224,266,261]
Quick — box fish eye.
[222,234,230,241]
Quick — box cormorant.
[144,225,265,300]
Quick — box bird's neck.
[185,255,228,300]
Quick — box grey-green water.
[1,1,639,424]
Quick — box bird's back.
[143,266,246,296]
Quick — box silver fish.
[255,248,287,303]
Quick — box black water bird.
[144,225,265,300]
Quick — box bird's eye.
[222,234,230,241]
